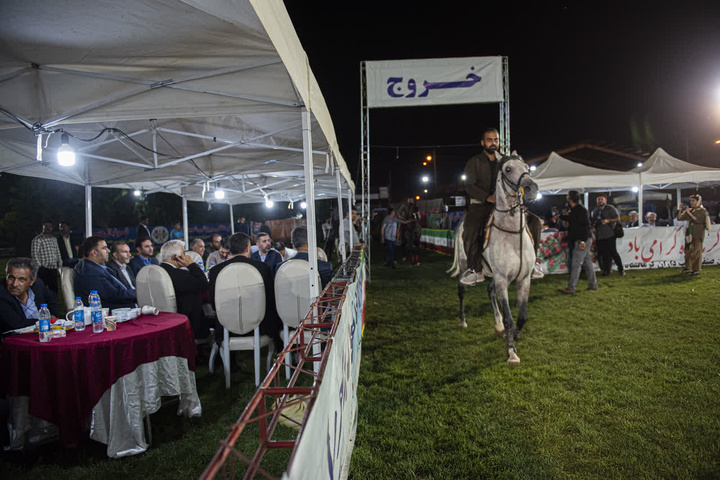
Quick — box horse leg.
[458,282,467,328]
[487,279,503,336]
[514,276,531,341]
[494,279,520,365]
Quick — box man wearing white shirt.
[108,242,136,289]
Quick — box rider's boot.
[531,262,544,279]
[460,268,485,286]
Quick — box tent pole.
[336,169,346,264]
[638,173,643,223]
[230,204,235,234]
[85,185,92,238]
[583,192,589,207]
[676,188,681,212]
[301,107,319,300]
[301,107,321,374]
[182,196,189,249]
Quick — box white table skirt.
[6,355,201,457]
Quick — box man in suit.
[108,241,136,289]
[209,233,282,349]
[158,240,210,340]
[74,236,137,311]
[56,221,79,267]
[1,257,59,334]
[625,211,639,228]
[282,225,334,289]
[128,238,160,277]
[136,216,152,245]
[250,232,283,273]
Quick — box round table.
[2,312,198,452]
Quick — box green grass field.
[2,249,719,479]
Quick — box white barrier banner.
[285,260,365,480]
[365,57,503,108]
[618,225,720,269]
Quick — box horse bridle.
[493,156,530,217]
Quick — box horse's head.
[498,154,539,204]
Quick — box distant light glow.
[424,189,428,193]
[637,162,643,167]
[214,189,225,200]
[421,175,429,183]
[426,155,432,161]
[133,189,141,197]
[300,201,307,209]
[461,174,467,181]
[415,195,420,200]
[536,192,543,200]
[632,186,639,193]
[265,199,274,208]
[423,162,427,166]
[529,165,537,172]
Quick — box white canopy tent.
[532,149,720,217]
[0,0,357,281]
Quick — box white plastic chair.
[185,250,205,271]
[60,267,76,311]
[135,265,177,313]
[274,260,319,380]
[210,262,274,388]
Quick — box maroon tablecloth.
[1,312,197,447]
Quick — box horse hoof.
[507,350,520,365]
[495,328,504,337]
[459,320,468,328]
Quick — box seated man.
[158,240,211,340]
[206,237,230,270]
[209,233,283,350]
[282,225,334,289]
[643,212,659,227]
[74,236,137,311]
[625,211,639,228]
[0,257,59,333]
[250,232,283,272]
[107,241,136,289]
[203,234,222,263]
[128,238,159,277]
[274,241,297,262]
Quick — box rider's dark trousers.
[464,205,542,272]
[463,203,494,271]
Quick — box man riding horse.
[460,128,544,285]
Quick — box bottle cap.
[76,296,81,300]
[41,303,47,308]
[91,290,97,294]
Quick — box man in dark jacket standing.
[1,257,59,333]
[557,191,598,294]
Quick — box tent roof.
[631,148,720,188]
[0,0,353,204]
[532,152,639,193]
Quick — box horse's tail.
[447,219,466,277]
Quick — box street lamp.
[422,175,429,183]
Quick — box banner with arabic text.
[365,57,503,108]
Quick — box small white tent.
[0,0,354,228]
[631,148,720,188]
[532,152,639,193]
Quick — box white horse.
[448,154,539,364]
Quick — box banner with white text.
[365,57,503,108]
[285,256,365,480]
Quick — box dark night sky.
[284,1,720,198]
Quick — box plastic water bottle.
[38,304,51,342]
[73,297,86,332]
[90,290,104,333]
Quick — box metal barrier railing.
[200,248,364,480]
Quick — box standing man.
[236,216,251,235]
[56,221,79,267]
[338,207,360,255]
[251,232,283,272]
[136,216,152,245]
[557,191,598,294]
[31,220,62,294]
[460,128,544,285]
[128,238,159,277]
[380,208,404,269]
[591,193,625,277]
[108,241,136,289]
